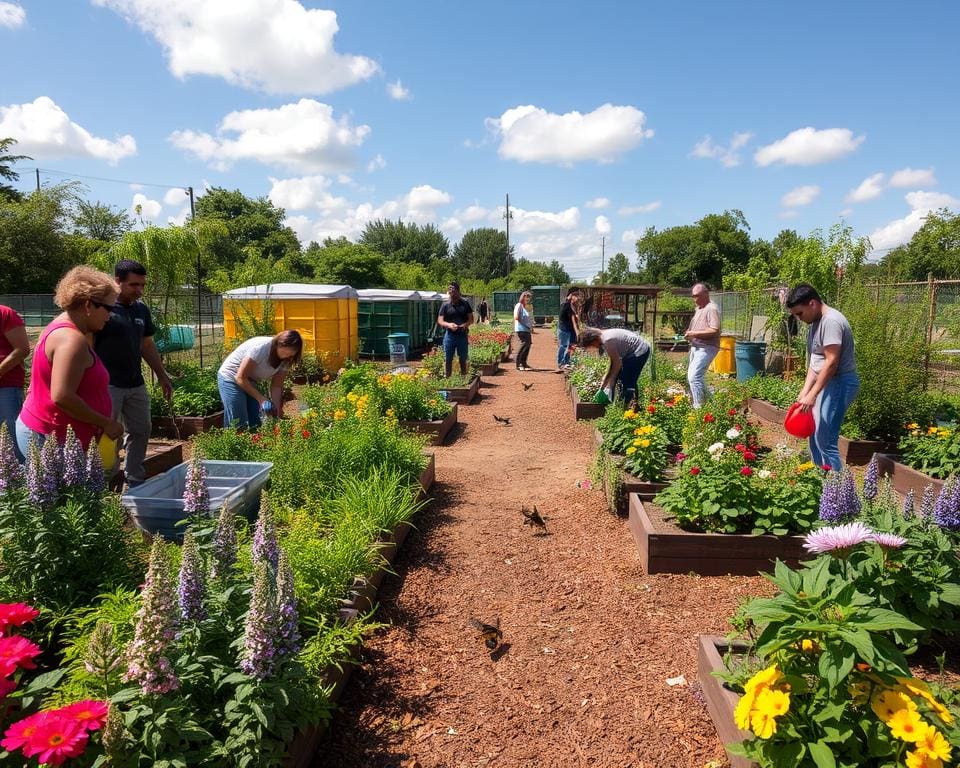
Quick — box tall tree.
[879,209,960,280]
[451,228,515,281]
[304,237,386,288]
[71,199,134,241]
[605,252,631,284]
[360,219,450,265]
[0,137,31,202]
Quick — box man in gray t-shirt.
[787,283,859,471]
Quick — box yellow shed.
[223,283,359,369]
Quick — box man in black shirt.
[437,282,474,377]
[94,260,172,486]
[556,288,581,371]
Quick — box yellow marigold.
[907,422,919,430]
[796,461,815,472]
[333,409,346,421]
[624,410,637,419]
[638,425,656,435]
[906,749,945,768]
[744,665,782,694]
[346,392,358,402]
[673,393,685,402]
[887,708,927,743]
[626,446,637,455]
[734,689,757,730]
[749,687,790,738]
[929,426,939,434]
[800,638,819,653]
[639,439,652,448]
[634,427,645,435]
[915,724,952,762]
[873,689,917,722]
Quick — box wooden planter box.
[400,402,458,446]
[603,470,670,517]
[747,398,788,426]
[571,388,606,420]
[838,436,898,466]
[477,360,500,376]
[874,453,945,497]
[439,375,480,405]
[697,635,753,768]
[628,495,808,576]
[152,411,224,439]
[143,441,184,477]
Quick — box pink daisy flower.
[803,521,875,555]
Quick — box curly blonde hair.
[53,266,118,310]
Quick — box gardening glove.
[260,400,274,416]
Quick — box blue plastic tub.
[734,341,767,382]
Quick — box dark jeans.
[617,349,650,403]
[516,331,532,368]
[443,331,469,375]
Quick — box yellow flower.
[750,708,778,739]
[800,638,819,653]
[626,446,637,455]
[915,724,952,762]
[634,427,644,435]
[734,689,757,730]
[907,422,919,430]
[333,409,346,421]
[639,439,652,448]
[744,665,782,693]
[386,407,395,417]
[940,430,952,439]
[624,409,637,419]
[897,678,954,725]
[929,426,939,434]
[796,461,815,472]
[873,689,917,722]
[887,708,927,743]
[637,425,656,435]
[749,687,790,737]
[347,392,358,402]
[906,750,944,768]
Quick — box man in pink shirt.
[684,283,721,408]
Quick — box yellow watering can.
[98,434,119,470]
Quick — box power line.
[33,167,186,191]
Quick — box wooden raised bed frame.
[572,387,606,421]
[439,374,481,405]
[400,402,458,446]
[627,494,808,576]
[697,635,753,768]
[152,411,224,439]
[477,359,500,377]
[875,453,945,497]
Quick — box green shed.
[357,289,423,356]
[417,291,445,345]
[492,290,521,315]
[532,285,562,321]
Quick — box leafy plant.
[899,423,960,479]
[746,375,803,409]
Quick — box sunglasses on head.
[91,300,116,312]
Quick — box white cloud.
[755,127,864,167]
[485,103,653,165]
[92,0,379,94]
[0,2,25,28]
[366,154,386,173]
[889,167,937,188]
[386,80,411,101]
[268,175,349,212]
[618,201,661,216]
[458,204,491,223]
[0,96,136,164]
[163,187,188,206]
[594,215,611,236]
[868,190,960,254]
[585,197,609,209]
[689,131,753,168]
[130,192,162,221]
[839,208,853,218]
[168,206,191,226]
[777,210,800,220]
[169,99,370,172]
[845,173,886,203]
[905,190,960,210]
[621,229,641,245]
[781,185,821,208]
[510,206,580,234]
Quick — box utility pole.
[503,193,514,275]
[601,235,606,284]
[35,168,40,192]
[188,186,203,367]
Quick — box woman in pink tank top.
[16,266,124,456]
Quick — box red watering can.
[784,402,816,438]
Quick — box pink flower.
[727,409,737,416]
[0,603,39,636]
[734,443,746,452]
[870,532,908,549]
[690,467,701,475]
[0,635,42,677]
[803,522,875,555]
[22,716,88,765]
[2,711,50,753]
[740,466,753,476]
[822,464,832,471]
[743,451,757,462]
[675,452,687,462]
[58,700,109,731]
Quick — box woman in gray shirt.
[577,326,651,404]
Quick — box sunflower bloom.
[887,708,927,743]
[915,724,952,761]
[906,751,944,768]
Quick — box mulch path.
[316,335,783,767]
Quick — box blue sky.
[2,0,958,280]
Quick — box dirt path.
[320,333,767,767]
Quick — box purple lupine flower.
[838,467,862,518]
[804,521,876,555]
[182,456,209,517]
[870,532,908,549]
[920,484,936,518]
[862,456,879,501]
[85,441,106,494]
[61,426,86,489]
[902,489,915,518]
[177,532,207,623]
[240,561,278,680]
[253,492,279,572]
[125,539,180,694]
[275,549,301,659]
[26,438,58,509]
[818,472,844,522]
[40,431,62,497]
[0,422,23,495]
[209,506,237,581]
[934,477,960,529]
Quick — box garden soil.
[318,338,774,768]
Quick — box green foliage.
[0,136,30,202]
[568,351,609,400]
[451,227,516,281]
[603,252,632,284]
[304,237,386,288]
[506,258,571,289]
[898,423,960,479]
[880,209,960,280]
[71,199,134,241]
[150,360,221,417]
[382,259,435,290]
[745,375,803,408]
[360,219,450,265]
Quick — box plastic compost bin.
[121,460,273,541]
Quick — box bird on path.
[493,414,512,425]
[468,617,503,650]
[521,505,547,531]
[522,382,534,391]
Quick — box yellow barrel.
[708,334,737,375]
[223,284,359,369]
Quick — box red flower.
[22,716,88,765]
[727,409,737,416]
[690,467,701,475]
[273,426,280,436]
[703,413,715,423]
[2,711,48,753]
[647,405,656,414]
[251,434,262,444]
[58,701,109,731]
[822,464,832,471]
[675,452,687,461]
[665,401,675,408]
[734,443,746,452]
[735,424,743,430]
[0,635,42,677]
[743,451,757,462]
[740,466,753,476]
[301,429,311,439]
[0,603,39,636]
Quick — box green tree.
[383,260,434,290]
[0,138,31,202]
[605,252,631,284]
[193,187,302,271]
[71,199,133,241]
[304,237,386,288]
[451,228,515,281]
[879,209,960,280]
[360,219,450,265]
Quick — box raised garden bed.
[143,440,184,477]
[152,411,224,438]
[874,452,945,497]
[606,472,670,517]
[571,388,606,421]
[627,494,808,576]
[746,397,787,426]
[400,402,458,446]
[477,360,500,377]
[697,635,753,768]
[439,374,480,405]
[838,435,898,466]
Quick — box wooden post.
[924,272,937,389]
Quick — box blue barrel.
[155,325,195,353]
[387,332,410,364]
[734,341,767,382]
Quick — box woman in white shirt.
[513,291,535,371]
[217,330,303,429]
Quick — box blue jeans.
[616,350,650,403]
[811,371,860,472]
[0,387,24,461]
[15,416,44,461]
[443,331,469,375]
[557,328,575,366]
[218,375,262,430]
[687,346,719,408]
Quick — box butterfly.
[521,505,547,531]
[522,382,534,391]
[493,414,512,425]
[468,617,502,650]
